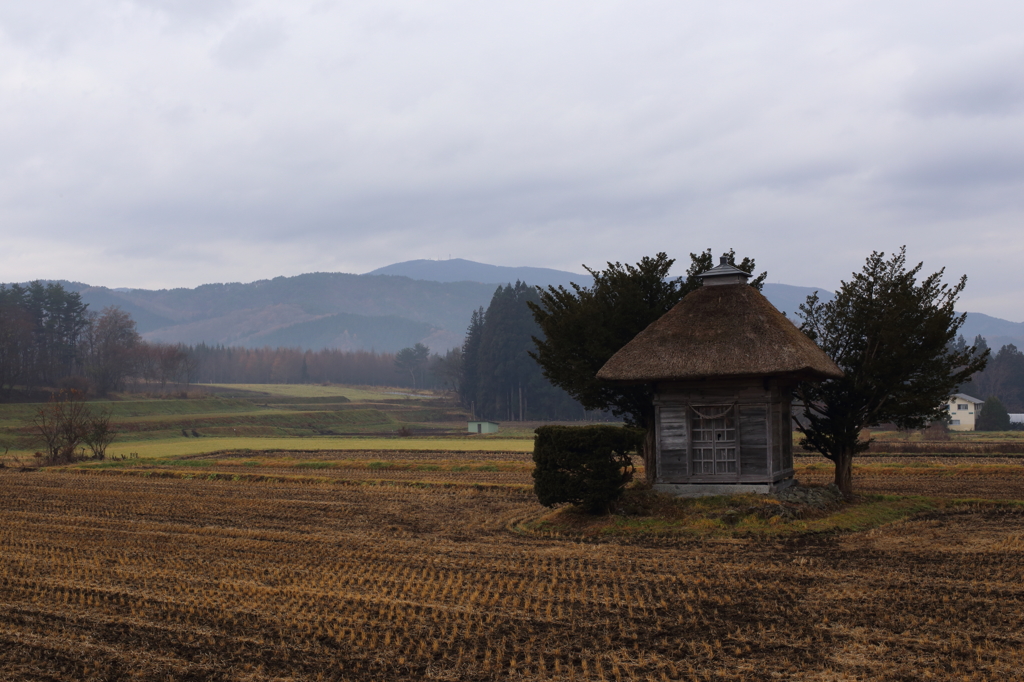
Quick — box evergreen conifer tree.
[976,396,1011,431]
[796,248,988,496]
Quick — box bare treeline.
[0,282,197,396]
[0,281,454,395]
[0,282,196,396]
[1,281,464,396]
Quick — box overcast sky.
[2,0,1023,319]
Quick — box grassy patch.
[6,436,535,462]
[0,397,261,428]
[203,383,436,402]
[519,486,944,538]
[65,453,535,476]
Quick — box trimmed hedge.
[532,425,644,514]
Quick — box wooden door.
[691,406,738,477]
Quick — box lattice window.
[691,405,737,475]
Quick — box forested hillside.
[59,273,495,353]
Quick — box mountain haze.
[60,274,495,352]
[366,258,593,289]
[15,259,1020,354]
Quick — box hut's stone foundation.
[653,479,794,498]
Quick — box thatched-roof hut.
[597,256,842,496]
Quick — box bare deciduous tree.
[33,390,90,464]
[33,390,117,464]
[83,407,117,460]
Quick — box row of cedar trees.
[459,282,591,421]
[0,281,592,421]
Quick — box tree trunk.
[643,422,657,485]
[833,448,854,499]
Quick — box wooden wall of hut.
[652,378,794,488]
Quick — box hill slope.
[13,260,1019,354]
[62,274,496,352]
[366,258,591,289]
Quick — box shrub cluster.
[532,425,644,514]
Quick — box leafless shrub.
[83,408,117,460]
[921,421,951,441]
[33,390,117,464]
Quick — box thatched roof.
[597,283,843,383]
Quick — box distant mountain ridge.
[49,274,495,353]
[366,258,592,289]
[10,259,1021,354]
[366,260,834,318]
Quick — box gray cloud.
[905,43,1024,118]
[212,16,286,69]
[1,0,1024,320]
[130,0,239,28]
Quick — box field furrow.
[2,468,1024,681]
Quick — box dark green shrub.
[532,425,644,514]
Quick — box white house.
[945,393,984,431]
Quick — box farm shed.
[468,421,500,434]
[597,256,843,496]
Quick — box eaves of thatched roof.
[597,283,843,383]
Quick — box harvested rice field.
[67,449,1024,499]
[2,451,1023,681]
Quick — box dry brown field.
[2,452,1024,681]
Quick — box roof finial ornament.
[698,252,752,287]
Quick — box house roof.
[950,393,983,404]
[597,283,843,383]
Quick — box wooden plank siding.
[654,379,797,486]
[656,405,688,481]
[738,404,769,477]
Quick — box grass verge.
[514,485,1022,539]
[1,435,535,461]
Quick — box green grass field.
[0,384,542,461]
[94,436,534,459]
[203,383,437,401]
